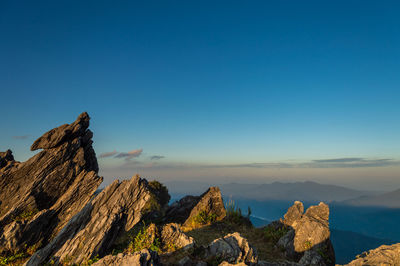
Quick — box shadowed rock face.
[182,187,226,229]
[27,175,162,265]
[277,201,335,266]
[164,195,201,224]
[0,112,102,254]
[0,149,14,169]
[165,187,226,228]
[342,243,400,266]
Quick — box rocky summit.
[0,113,399,265]
[0,112,102,258]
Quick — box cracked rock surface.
[27,175,159,265]
[0,112,102,254]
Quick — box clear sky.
[1,1,399,190]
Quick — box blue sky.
[1,1,399,190]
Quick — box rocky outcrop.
[93,249,160,266]
[342,243,400,266]
[184,187,226,229]
[164,195,200,224]
[0,149,14,169]
[277,201,335,266]
[205,232,258,265]
[165,187,226,229]
[282,201,303,227]
[0,112,102,254]
[161,223,195,251]
[27,175,162,265]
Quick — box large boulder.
[161,223,195,252]
[205,232,258,264]
[342,243,400,266]
[27,175,163,265]
[0,112,102,255]
[183,187,226,229]
[165,187,226,230]
[93,249,160,266]
[277,202,335,266]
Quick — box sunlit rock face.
[93,249,160,266]
[277,201,335,266]
[0,112,102,254]
[27,175,162,265]
[342,243,400,266]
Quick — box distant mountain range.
[166,180,400,208]
[341,188,400,208]
[166,180,381,203]
[219,181,380,202]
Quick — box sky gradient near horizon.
[1,1,399,190]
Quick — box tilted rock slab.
[342,243,400,266]
[277,201,335,266]
[165,187,226,229]
[93,249,160,266]
[0,112,102,253]
[205,232,258,264]
[183,187,226,229]
[27,175,158,265]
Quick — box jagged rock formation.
[164,195,200,224]
[282,201,304,227]
[0,112,347,266]
[0,149,14,169]
[277,201,335,266]
[93,249,160,266]
[27,175,163,265]
[342,243,400,266]
[161,223,195,251]
[165,187,226,229]
[0,112,102,255]
[206,232,258,265]
[183,187,226,229]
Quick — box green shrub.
[126,224,161,253]
[148,180,171,207]
[317,247,332,264]
[304,240,313,250]
[193,210,217,225]
[142,180,171,218]
[0,243,40,266]
[0,252,28,266]
[13,208,39,222]
[247,206,252,219]
[264,225,290,242]
[225,199,243,224]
